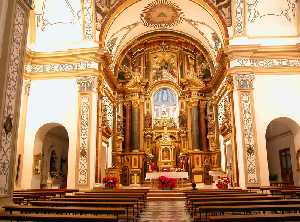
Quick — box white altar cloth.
[145,172,189,180]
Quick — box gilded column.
[76,76,98,189]
[233,73,259,186]
[124,101,131,153]
[95,75,104,183]
[199,99,208,151]
[228,86,239,187]
[191,100,200,150]
[131,100,140,151]
[139,96,144,152]
[0,0,31,199]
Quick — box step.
[147,196,186,201]
[147,193,185,197]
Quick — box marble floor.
[138,201,192,222]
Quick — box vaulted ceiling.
[99,0,229,66]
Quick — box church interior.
[1,0,300,221]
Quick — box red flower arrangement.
[102,176,118,189]
[158,176,176,189]
[216,176,230,189]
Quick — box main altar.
[103,35,224,187]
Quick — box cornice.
[24,70,99,80]
[225,44,300,59]
[25,47,99,64]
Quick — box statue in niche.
[144,112,152,129]
[49,150,57,178]
[178,155,186,171]
[179,110,187,128]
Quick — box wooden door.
[279,148,294,185]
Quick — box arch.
[99,0,229,46]
[99,0,229,64]
[151,86,179,123]
[114,30,216,72]
[265,117,300,186]
[32,123,69,189]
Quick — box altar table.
[145,172,189,180]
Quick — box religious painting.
[150,51,178,82]
[162,147,171,161]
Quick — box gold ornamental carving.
[140,0,184,28]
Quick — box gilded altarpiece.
[108,36,223,185]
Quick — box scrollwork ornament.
[1,3,27,195]
[77,76,98,92]
[78,96,90,185]
[240,92,258,184]
[234,74,255,90]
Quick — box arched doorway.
[266,117,300,186]
[32,123,69,189]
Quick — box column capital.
[77,76,98,92]
[233,73,255,90]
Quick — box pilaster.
[15,79,31,189]
[0,0,31,204]
[76,76,98,189]
[233,73,260,187]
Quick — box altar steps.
[147,190,186,201]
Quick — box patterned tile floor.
[138,201,192,222]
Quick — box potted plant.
[158,176,176,190]
[216,176,230,189]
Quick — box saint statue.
[144,112,152,129]
[179,110,187,128]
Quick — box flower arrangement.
[216,176,231,189]
[158,176,176,189]
[102,176,118,189]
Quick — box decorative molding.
[25,61,98,74]
[184,18,218,54]
[82,0,94,40]
[234,0,244,35]
[217,94,232,136]
[248,0,296,23]
[140,0,184,28]
[232,58,300,68]
[78,95,90,185]
[77,76,98,92]
[24,79,31,96]
[239,92,258,184]
[102,96,114,129]
[233,74,255,90]
[106,22,140,54]
[0,2,28,195]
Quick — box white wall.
[28,0,97,52]
[21,78,78,189]
[254,74,300,186]
[246,0,298,37]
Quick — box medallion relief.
[140,0,184,28]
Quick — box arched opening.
[32,123,69,189]
[152,87,179,127]
[266,117,300,186]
